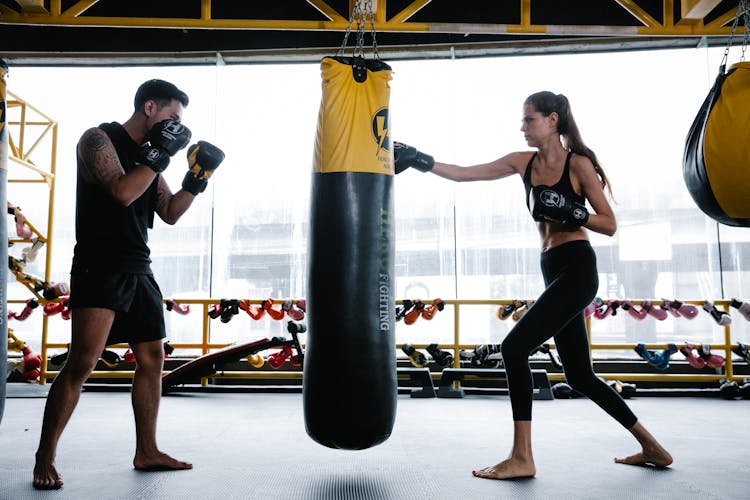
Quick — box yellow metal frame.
[0,0,742,37]
[5,89,59,379]
[37,298,746,388]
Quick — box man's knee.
[131,341,165,372]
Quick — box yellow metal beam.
[60,0,98,19]
[614,0,661,27]
[0,0,743,36]
[15,0,47,15]
[681,0,722,21]
[307,0,347,23]
[389,0,432,25]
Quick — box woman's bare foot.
[614,444,673,468]
[133,451,193,471]
[33,459,64,490]
[472,457,536,480]
[620,421,673,468]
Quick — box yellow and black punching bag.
[684,62,750,227]
[304,55,396,450]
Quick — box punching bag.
[683,62,750,227]
[304,55,396,450]
[0,59,9,423]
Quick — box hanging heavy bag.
[684,62,750,226]
[683,3,750,227]
[303,54,397,450]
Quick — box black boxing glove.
[138,119,192,173]
[528,185,589,227]
[393,141,434,174]
[182,140,226,195]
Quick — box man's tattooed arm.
[77,127,125,186]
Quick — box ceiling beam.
[681,0,723,22]
[15,0,48,15]
[0,0,742,37]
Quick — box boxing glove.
[702,301,732,325]
[393,142,434,174]
[165,299,190,315]
[401,343,428,368]
[426,343,453,367]
[670,299,699,319]
[138,119,192,173]
[182,140,226,195]
[730,298,750,321]
[528,185,589,226]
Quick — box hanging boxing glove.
[642,300,668,321]
[182,141,225,195]
[239,300,265,320]
[165,299,190,315]
[669,299,699,319]
[730,298,750,321]
[702,301,732,325]
[421,298,444,320]
[621,300,647,320]
[404,300,425,325]
[261,298,285,321]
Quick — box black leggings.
[500,240,637,429]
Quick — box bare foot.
[33,459,64,490]
[133,451,193,471]
[472,457,536,480]
[614,444,673,468]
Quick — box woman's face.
[520,103,556,148]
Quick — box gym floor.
[0,384,747,500]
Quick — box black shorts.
[68,272,166,345]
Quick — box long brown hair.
[525,91,613,199]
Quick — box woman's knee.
[565,371,603,396]
[501,335,529,363]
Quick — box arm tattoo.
[155,175,172,214]
[78,128,125,186]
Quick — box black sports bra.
[523,151,585,212]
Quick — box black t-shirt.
[71,122,158,274]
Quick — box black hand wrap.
[182,140,226,195]
[393,141,434,174]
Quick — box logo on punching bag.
[372,107,391,155]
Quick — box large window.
[7,46,749,353]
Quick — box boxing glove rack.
[4,88,60,384]
[36,298,749,395]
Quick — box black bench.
[397,367,436,398]
[437,368,553,400]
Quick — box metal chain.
[741,0,749,61]
[337,0,379,60]
[722,0,749,68]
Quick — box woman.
[393,91,672,480]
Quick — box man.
[33,79,225,489]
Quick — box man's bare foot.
[614,444,673,468]
[133,451,193,471]
[472,457,536,480]
[33,460,64,490]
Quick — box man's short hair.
[133,79,189,110]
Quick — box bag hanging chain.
[337,0,380,60]
[720,0,749,70]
